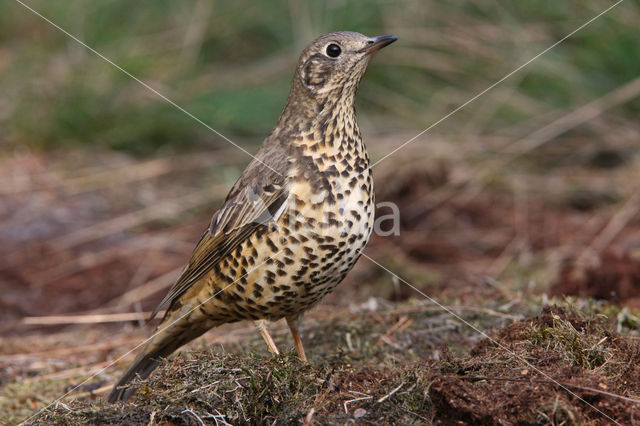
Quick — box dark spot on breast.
[288,235,300,244]
[266,238,278,252]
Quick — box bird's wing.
[150,153,289,320]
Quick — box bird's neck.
[274,82,362,155]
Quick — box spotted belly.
[188,175,374,323]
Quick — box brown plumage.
[108,31,397,403]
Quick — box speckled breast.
[282,162,374,306]
[203,165,371,322]
[238,158,374,320]
[197,122,374,323]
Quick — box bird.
[108,31,397,403]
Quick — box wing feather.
[150,152,289,320]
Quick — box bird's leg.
[286,314,307,362]
[253,319,280,356]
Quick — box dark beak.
[359,35,398,54]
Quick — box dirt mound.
[429,306,640,425]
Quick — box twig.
[343,395,372,414]
[204,409,233,426]
[377,335,403,350]
[302,407,315,426]
[53,401,71,412]
[375,316,413,348]
[182,408,205,426]
[22,312,158,325]
[377,382,405,403]
[147,410,157,426]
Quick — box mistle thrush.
[108,31,397,402]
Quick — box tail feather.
[108,315,217,402]
[107,352,163,403]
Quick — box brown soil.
[428,306,640,425]
[553,250,640,309]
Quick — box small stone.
[354,408,367,418]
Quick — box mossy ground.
[14,302,639,425]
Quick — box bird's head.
[292,31,397,108]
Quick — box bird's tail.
[107,309,218,403]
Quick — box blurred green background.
[0,0,638,154]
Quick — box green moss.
[526,311,611,369]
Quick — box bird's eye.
[326,43,341,58]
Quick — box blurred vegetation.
[0,0,638,154]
